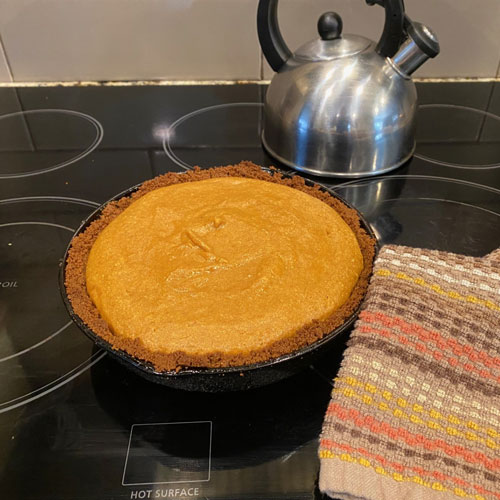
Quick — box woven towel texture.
[319,245,500,500]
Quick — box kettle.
[257,0,440,177]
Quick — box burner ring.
[332,175,500,254]
[0,221,74,363]
[0,109,103,179]
[0,350,106,414]
[0,196,103,414]
[162,102,263,171]
[414,104,500,169]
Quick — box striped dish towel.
[319,245,500,500]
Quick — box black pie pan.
[59,170,377,392]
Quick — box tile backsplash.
[262,0,500,80]
[0,0,498,83]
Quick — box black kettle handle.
[257,0,292,72]
[366,0,406,58]
[257,0,405,72]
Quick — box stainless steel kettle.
[258,0,440,177]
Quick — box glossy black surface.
[0,82,499,500]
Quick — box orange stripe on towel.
[326,403,500,472]
[357,319,500,384]
[360,310,500,370]
[320,438,500,499]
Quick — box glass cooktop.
[0,81,499,500]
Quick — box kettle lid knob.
[317,12,343,40]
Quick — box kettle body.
[258,0,439,178]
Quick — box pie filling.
[65,162,375,371]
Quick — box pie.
[65,162,375,371]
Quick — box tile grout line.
[476,64,499,141]
[146,148,158,178]
[0,32,14,82]
[0,77,499,88]
[11,81,36,151]
[0,34,37,150]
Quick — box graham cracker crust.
[64,162,376,372]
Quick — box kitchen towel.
[319,245,500,500]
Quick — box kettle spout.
[391,21,440,76]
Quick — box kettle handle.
[257,0,292,72]
[366,0,406,57]
[258,0,405,71]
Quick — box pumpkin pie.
[65,162,375,371]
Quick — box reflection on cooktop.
[0,109,103,179]
[92,355,331,469]
[0,197,105,414]
[162,102,264,171]
[415,104,500,169]
[333,176,500,254]
[0,81,498,500]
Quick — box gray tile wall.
[0,0,498,83]
[262,0,500,79]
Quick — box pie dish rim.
[61,162,377,375]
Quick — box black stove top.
[0,81,499,500]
